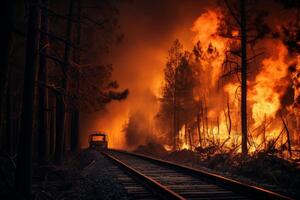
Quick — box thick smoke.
[80,0,216,149]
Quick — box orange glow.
[188,10,296,153]
[191,10,229,88]
[178,125,191,150]
[91,135,106,141]
[249,42,289,127]
[86,7,299,156]
[231,30,239,37]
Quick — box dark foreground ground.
[33,150,130,200]
[1,149,130,200]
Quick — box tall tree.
[70,0,81,153]
[240,0,248,157]
[161,39,183,150]
[158,39,198,150]
[55,0,74,164]
[221,0,269,156]
[0,0,15,152]
[37,0,50,164]
[15,0,41,198]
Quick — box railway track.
[102,149,294,200]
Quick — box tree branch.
[224,0,241,26]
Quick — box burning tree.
[277,0,300,146]
[218,0,271,156]
[157,39,200,150]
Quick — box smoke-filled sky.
[109,0,218,92]
[79,0,296,149]
[80,0,219,148]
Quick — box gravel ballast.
[32,149,130,200]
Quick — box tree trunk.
[55,94,64,164]
[201,100,205,145]
[173,71,177,150]
[0,0,15,151]
[204,96,208,141]
[226,97,231,136]
[241,0,248,157]
[196,102,201,147]
[280,114,292,157]
[217,116,220,144]
[15,0,41,198]
[188,128,192,150]
[70,111,79,152]
[173,100,176,150]
[70,0,81,153]
[55,0,74,164]
[38,0,50,164]
[6,72,12,154]
[185,124,188,146]
[176,103,180,149]
[63,112,70,154]
[49,93,56,158]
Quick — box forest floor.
[0,149,129,200]
[31,149,129,200]
[134,142,300,199]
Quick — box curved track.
[102,150,294,200]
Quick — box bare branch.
[80,15,111,28]
[224,0,241,26]
[220,66,241,79]
[247,51,264,63]
[40,52,65,66]
[39,29,82,50]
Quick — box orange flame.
[191,10,229,88]
[189,10,295,153]
[250,42,289,127]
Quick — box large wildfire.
[187,10,294,153]
[86,1,300,158]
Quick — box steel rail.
[102,151,186,200]
[108,149,294,200]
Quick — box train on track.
[89,131,108,150]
